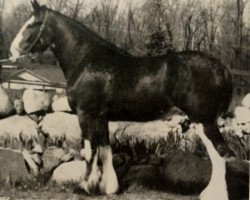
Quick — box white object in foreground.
[194,124,228,200]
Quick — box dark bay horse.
[10,0,233,194]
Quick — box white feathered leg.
[79,141,100,194]
[99,145,119,194]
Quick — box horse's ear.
[30,0,41,14]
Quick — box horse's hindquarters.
[173,52,233,123]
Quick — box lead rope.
[0,55,27,63]
[26,10,48,53]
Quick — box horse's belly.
[107,97,172,122]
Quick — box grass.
[0,173,198,200]
[0,186,198,200]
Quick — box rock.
[22,149,39,177]
[0,148,31,184]
[60,153,74,163]
[234,106,250,123]
[242,93,250,108]
[234,107,250,136]
[60,149,80,162]
[109,119,187,155]
[68,148,80,155]
[0,115,39,150]
[158,151,211,194]
[113,154,126,168]
[32,142,43,154]
[51,160,86,184]
[51,96,71,112]
[0,87,14,118]
[42,146,65,173]
[13,99,25,115]
[23,89,51,114]
[39,112,81,149]
[148,155,163,166]
[113,153,132,181]
[121,165,161,192]
[226,159,249,200]
[217,117,236,134]
[31,153,42,165]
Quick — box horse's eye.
[27,22,41,29]
[34,22,42,26]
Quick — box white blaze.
[10,16,35,61]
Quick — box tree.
[48,0,85,19]
[0,0,6,59]
[82,0,126,47]
[145,30,174,56]
[180,5,200,51]
[219,0,249,70]
[3,2,31,50]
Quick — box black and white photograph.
[0,0,249,199]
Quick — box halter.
[0,10,48,63]
[25,10,49,53]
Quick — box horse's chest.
[67,70,113,107]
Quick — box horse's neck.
[49,12,128,81]
[49,13,93,80]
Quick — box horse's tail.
[218,66,234,119]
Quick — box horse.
[10,0,233,195]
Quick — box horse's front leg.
[97,114,119,194]
[77,109,99,194]
[77,108,118,194]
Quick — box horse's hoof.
[86,167,101,194]
[79,173,100,194]
[79,180,90,194]
[99,167,119,194]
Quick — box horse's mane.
[44,6,131,57]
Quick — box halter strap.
[26,10,49,53]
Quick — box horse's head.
[10,0,50,61]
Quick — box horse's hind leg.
[202,121,233,157]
